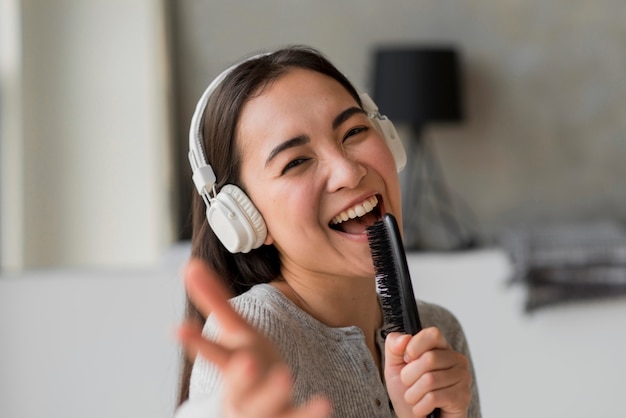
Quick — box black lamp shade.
[373,47,463,127]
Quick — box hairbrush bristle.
[366,219,405,335]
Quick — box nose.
[325,151,367,192]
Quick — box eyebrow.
[332,106,367,130]
[265,106,367,167]
[265,135,310,167]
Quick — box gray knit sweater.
[180,283,481,418]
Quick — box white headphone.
[189,51,406,254]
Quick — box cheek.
[368,139,399,179]
[363,131,398,169]
[248,182,316,238]
[370,140,403,212]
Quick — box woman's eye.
[281,158,309,175]
[343,126,368,141]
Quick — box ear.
[263,231,274,246]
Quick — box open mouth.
[329,195,382,234]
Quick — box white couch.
[1,246,625,418]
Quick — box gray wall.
[172,0,626,243]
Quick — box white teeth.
[331,196,379,225]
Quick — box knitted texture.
[187,284,481,417]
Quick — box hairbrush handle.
[382,215,440,418]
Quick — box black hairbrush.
[366,213,440,418]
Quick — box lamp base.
[399,129,477,252]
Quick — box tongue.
[338,212,378,234]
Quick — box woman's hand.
[177,258,331,418]
[384,328,472,418]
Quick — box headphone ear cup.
[372,117,407,172]
[206,184,267,254]
[359,93,406,172]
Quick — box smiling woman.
[176,46,481,418]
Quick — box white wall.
[0,259,188,418]
[1,0,175,270]
[410,250,626,418]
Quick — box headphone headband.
[188,52,271,202]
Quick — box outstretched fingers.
[223,357,292,416]
[221,352,332,418]
[179,259,333,418]
[184,258,250,334]
[177,320,230,369]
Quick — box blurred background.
[2,0,625,271]
[1,1,626,417]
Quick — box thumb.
[384,332,411,368]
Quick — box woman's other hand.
[384,328,472,418]
[177,258,331,418]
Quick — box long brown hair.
[177,45,362,405]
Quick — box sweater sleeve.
[417,301,482,418]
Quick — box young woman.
[176,46,481,418]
